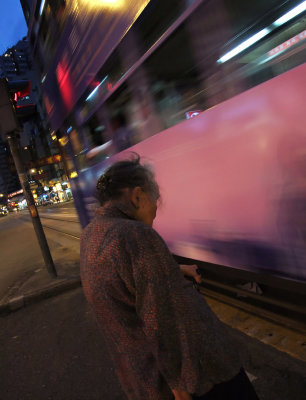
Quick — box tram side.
[55,0,306,283]
[75,63,306,283]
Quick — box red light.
[16,104,35,109]
[107,83,112,91]
[56,58,74,109]
[92,80,100,88]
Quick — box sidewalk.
[1,286,306,400]
[0,253,80,315]
[0,208,81,315]
[0,287,126,400]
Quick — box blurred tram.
[54,0,306,283]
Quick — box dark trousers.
[193,368,259,400]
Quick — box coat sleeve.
[126,224,211,392]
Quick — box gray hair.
[96,154,160,206]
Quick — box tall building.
[0,37,46,155]
[0,138,21,199]
[0,40,30,199]
[0,37,32,78]
[0,34,66,202]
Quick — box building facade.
[0,28,70,203]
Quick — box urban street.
[1,1,306,400]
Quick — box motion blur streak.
[78,0,125,11]
[27,0,306,284]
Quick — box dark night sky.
[0,0,28,55]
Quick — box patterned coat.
[80,204,241,399]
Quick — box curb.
[0,277,81,316]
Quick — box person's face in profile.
[131,187,158,227]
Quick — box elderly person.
[80,156,259,400]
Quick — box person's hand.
[179,264,203,284]
[172,389,192,400]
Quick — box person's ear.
[130,186,142,209]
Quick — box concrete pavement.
[0,205,80,315]
[1,287,306,400]
[0,288,125,400]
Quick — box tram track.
[200,277,306,324]
[38,215,80,224]
[41,224,81,240]
[200,285,306,335]
[177,256,306,336]
[39,213,81,241]
[18,212,81,240]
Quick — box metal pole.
[7,131,57,277]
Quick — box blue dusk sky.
[0,0,28,55]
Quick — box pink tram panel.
[117,63,306,281]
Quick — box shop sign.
[8,189,23,198]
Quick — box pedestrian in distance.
[80,155,259,400]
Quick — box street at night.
[1,1,306,400]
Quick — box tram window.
[80,50,123,121]
[135,0,184,54]
[76,0,306,156]
[147,0,306,120]
[137,0,306,130]
[66,126,88,171]
[223,0,283,35]
[106,83,138,146]
[143,24,203,129]
[84,113,107,148]
[217,11,306,93]
[81,85,139,164]
[106,83,130,115]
